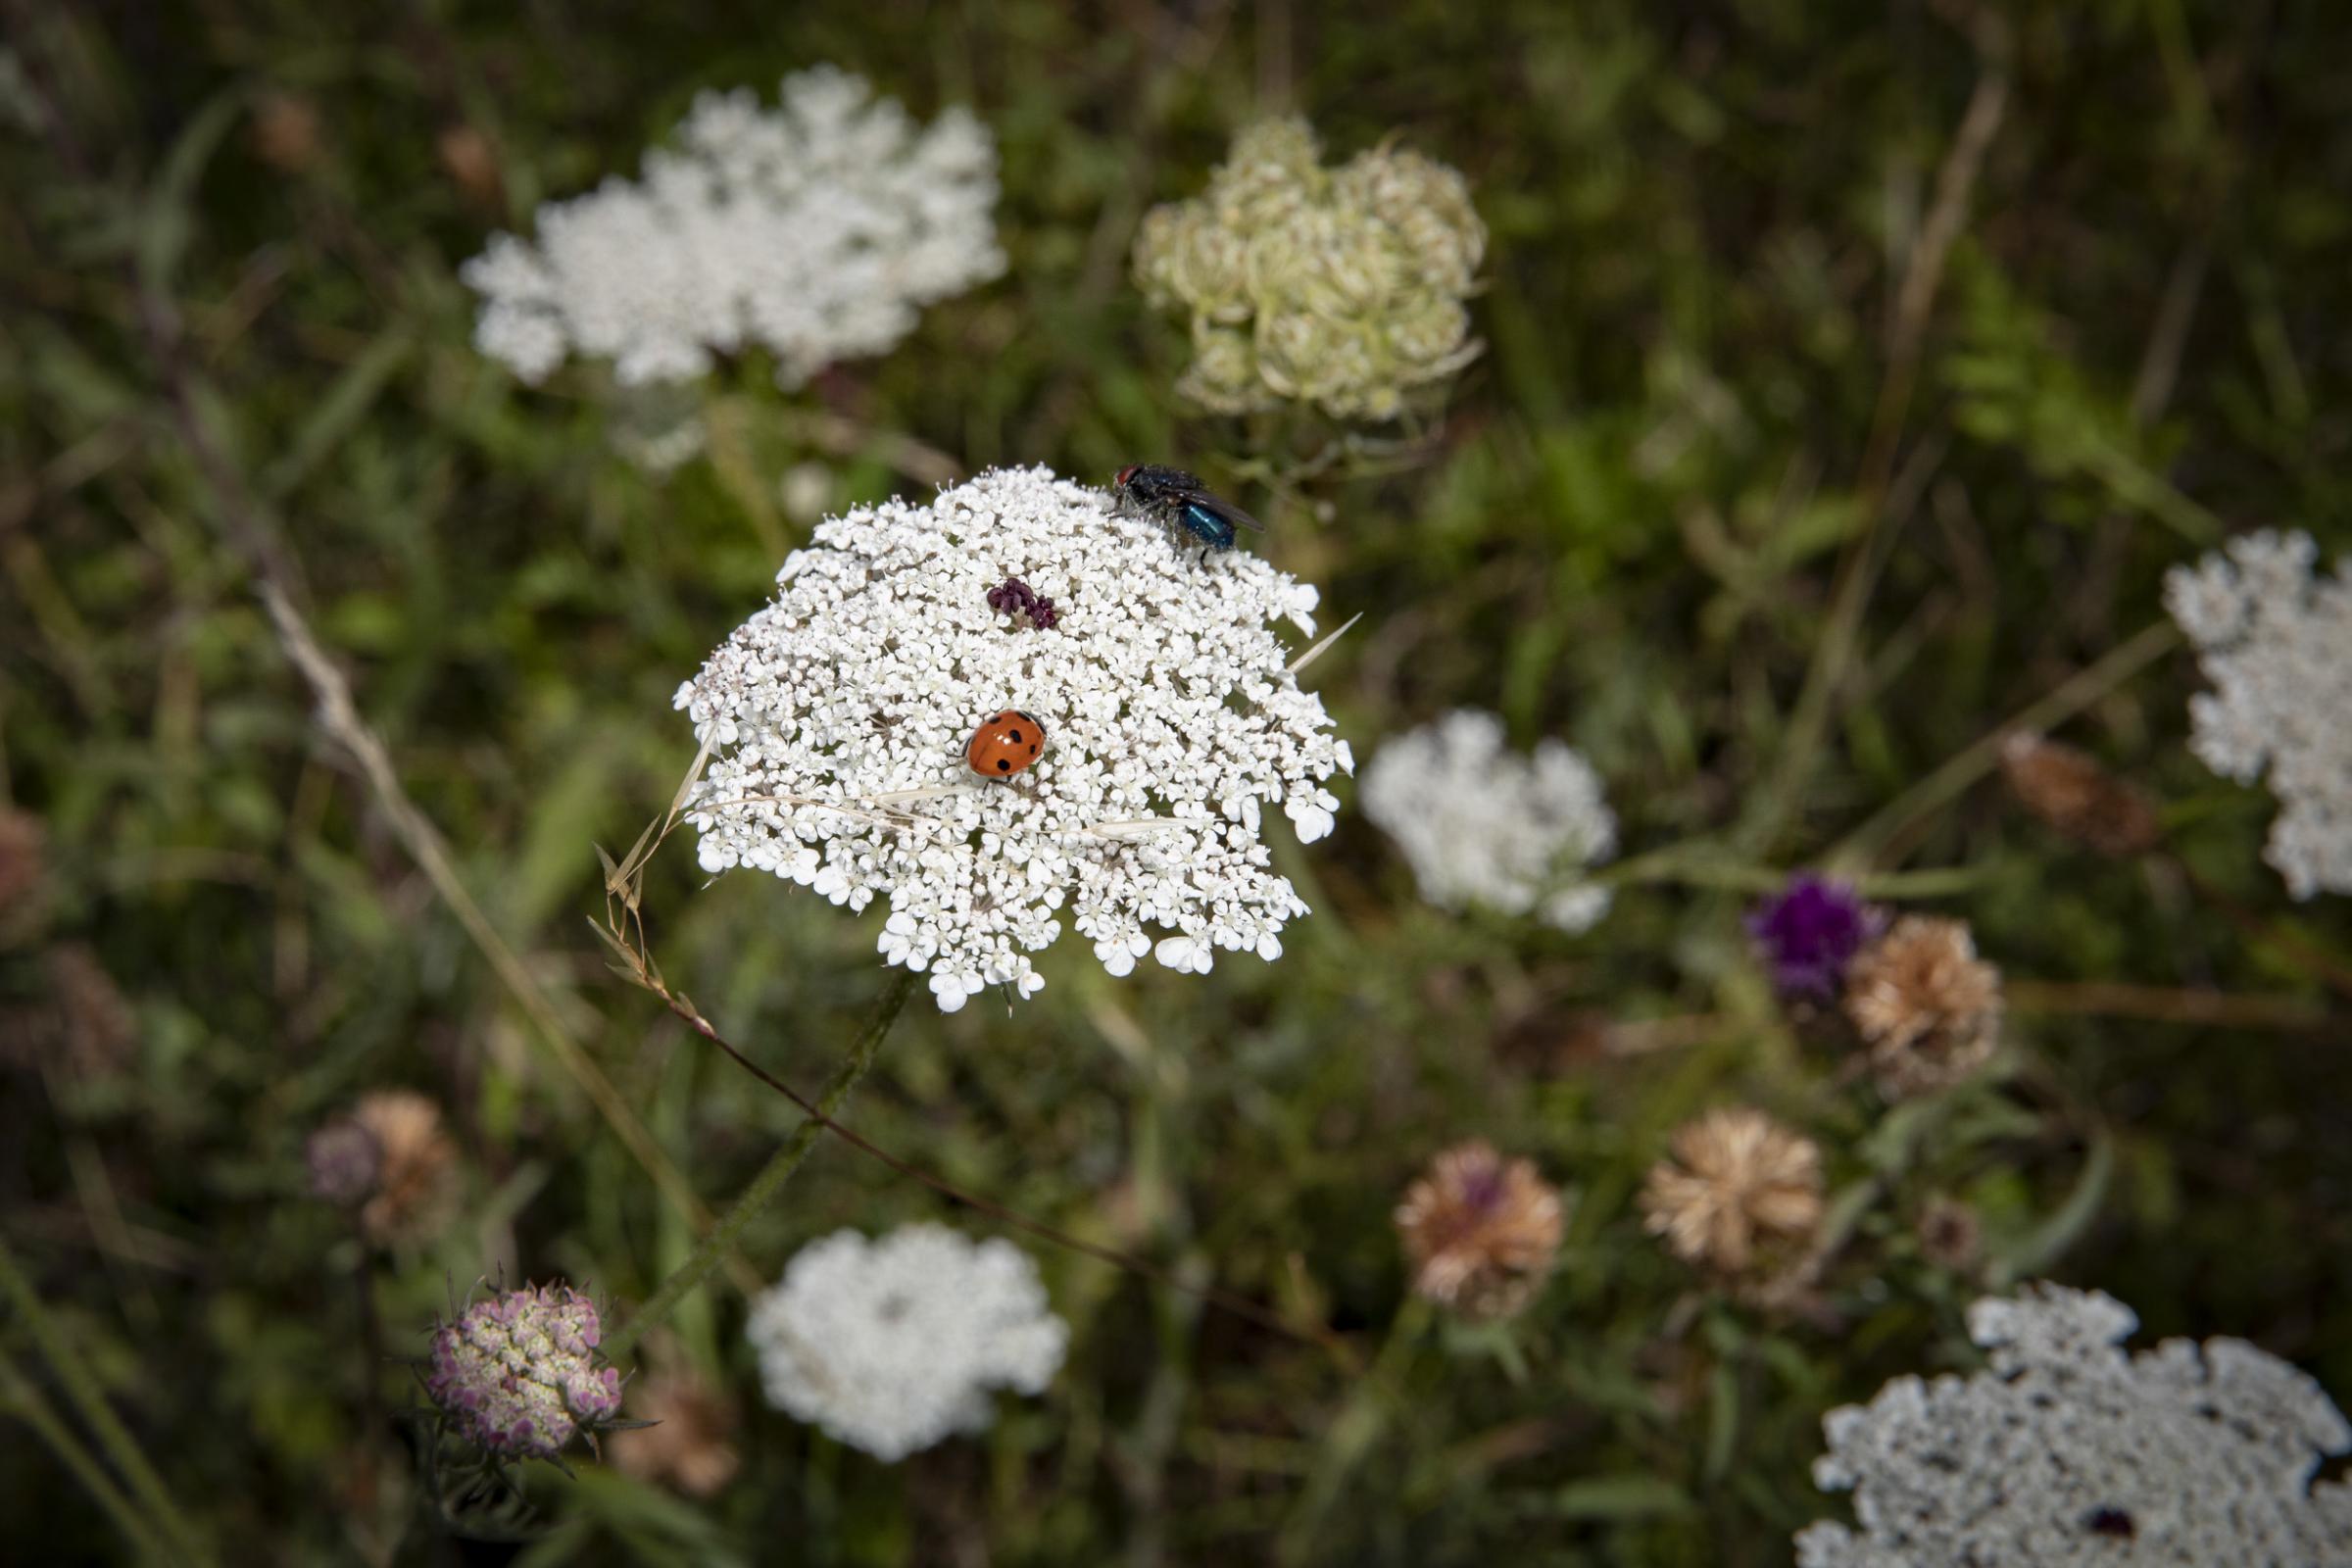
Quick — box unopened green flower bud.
[1134,116,1486,421]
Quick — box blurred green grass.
[4,1,2350,1563]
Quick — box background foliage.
[5,1,2350,1563]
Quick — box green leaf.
[2000,1131,2116,1281]
[260,327,415,501]
[137,91,248,295]
[1534,1474,1695,1520]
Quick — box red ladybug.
[966,710,1046,777]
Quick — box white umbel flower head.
[674,466,1350,1011]
[464,67,1003,389]
[1358,709,1616,932]
[746,1224,1066,1461]
[1796,1282,2352,1567]
[2164,529,2352,898]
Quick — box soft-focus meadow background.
[6,1,2351,1562]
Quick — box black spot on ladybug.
[1007,728,1024,743]
[2084,1507,2134,1540]
[996,759,1010,771]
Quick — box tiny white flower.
[1359,709,1617,933]
[2165,529,2352,898]
[679,467,1348,1008]
[1153,935,1212,974]
[464,67,1003,391]
[747,1225,1067,1462]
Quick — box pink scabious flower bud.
[425,1284,624,1462]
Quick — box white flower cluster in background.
[2165,529,2352,898]
[1796,1282,2352,1567]
[464,67,1003,388]
[1359,709,1616,932]
[746,1225,1066,1461]
[675,466,1349,1010]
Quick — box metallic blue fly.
[1111,465,1265,564]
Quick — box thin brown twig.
[591,857,1353,1367]
[662,977,1355,1368]
[2005,980,2330,1032]
[256,580,743,1284]
[62,64,740,1283]
[773,410,963,491]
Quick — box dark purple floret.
[986,577,1056,630]
[1746,874,1882,999]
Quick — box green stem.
[1589,850,1988,900]
[605,970,917,1361]
[0,1345,173,1563]
[0,1235,213,1566]
[1277,1296,1428,1565]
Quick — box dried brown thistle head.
[350,1090,461,1249]
[1999,732,2161,857]
[252,93,324,173]
[1640,1106,1824,1277]
[1915,1194,1984,1274]
[1395,1140,1564,1320]
[0,808,45,923]
[610,1358,742,1498]
[1843,914,2003,1099]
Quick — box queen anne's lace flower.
[425,1285,623,1463]
[2164,529,2352,898]
[1796,1282,2352,1567]
[675,466,1349,1011]
[465,67,1002,388]
[1133,117,1485,420]
[746,1225,1066,1462]
[1358,710,1616,932]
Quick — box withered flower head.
[1395,1140,1564,1320]
[1916,1195,1984,1274]
[610,1363,742,1497]
[0,808,46,920]
[351,1090,460,1249]
[1842,915,2003,1099]
[252,92,323,173]
[3,946,137,1077]
[1640,1106,1824,1276]
[1998,733,2161,857]
[435,124,502,206]
[305,1119,381,1206]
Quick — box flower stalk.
[603,968,918,1363]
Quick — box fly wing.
[1194,491,1266,533]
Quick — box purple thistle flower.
[1747,874,1883,1000]
[424,1283,623,1462]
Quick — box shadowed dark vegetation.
[3,0,2349,1562]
